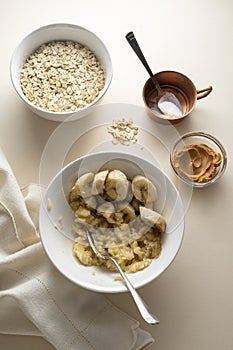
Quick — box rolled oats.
[107,118,139,145]
[20,41,105,112]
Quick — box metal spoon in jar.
[125,31,183,119]
[86,228,160,325]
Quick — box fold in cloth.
[0,148,154,350]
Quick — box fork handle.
[110,257,160,325]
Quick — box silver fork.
[86,229,160,325]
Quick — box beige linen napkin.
[0,148,154,350]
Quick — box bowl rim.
[10,22,113,117]
[170,131,227,187]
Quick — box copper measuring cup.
[143,71,212,121]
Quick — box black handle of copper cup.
[125,31,161,92]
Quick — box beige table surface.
[1,0,233,349]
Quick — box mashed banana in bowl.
[69,169,166,273]
[39,151,184,292]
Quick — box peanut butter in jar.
[173,143,222,183]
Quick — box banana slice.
[74,172,94,198]
[117,202,136,223]
[84,196,97,210]
[139,206,166,233]
[122,204,136,223]
[97,202,115,219]
[125,183,134,202]
[132,175,157,204]
[105,170,129,201]
[92,170,109,195]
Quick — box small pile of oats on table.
[107,118,139,145]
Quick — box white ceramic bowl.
[10,23,113,122]
[39,152,184,293]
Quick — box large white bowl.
[39,152,184,293]
[10,23,113,122]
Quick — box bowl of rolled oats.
[10,23,112,122]
[39,151,185,293]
